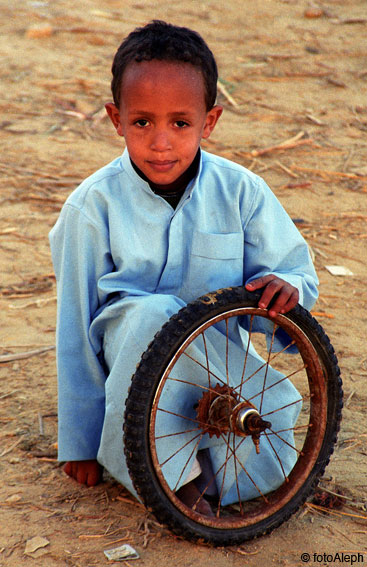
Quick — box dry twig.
[8,296,57,309]
[0,275,54,298]
[217,81,238,107]
[306,502,367,521]
[311,312,335,319]
[0,438,24,458]
[0,346,55,363]
[292,166,367,180]
[251,131,314,157]
[116,495,145,510]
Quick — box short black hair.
[111,20,218,111]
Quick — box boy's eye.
[135,119,150,127]
[175,120,189,128]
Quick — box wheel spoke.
[261,397,303,419]
[189,434,269,512]
[165,375,216,394]
[225,318,229,386]
[246,364,307,404]
[219,431,269,502]
[159,430,203,468]
[216,430,232,517]
[265,426,301,455]
[157,406,202,427]
[201,331,211,390]
[195,445,236,502]
[265,423,310,436]
[232,433,244,515]
[239,314,254,399]
[259,324,277,414]
[155,427,202,440]
[235,338,298,398]
[264,431,288,481]
[173,435,204,492]
[181,351,228,387]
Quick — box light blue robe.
[49,148,318,502]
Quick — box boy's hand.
[245,275,299,317]
[64,460,103,487]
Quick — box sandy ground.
[1,0,367,565]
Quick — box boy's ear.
[202,105,223,139]
[105,103,124,137]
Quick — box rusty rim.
[149,308,327,529]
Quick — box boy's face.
[106,60,222,188]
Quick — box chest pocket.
[187,231,244,299]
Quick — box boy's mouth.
[147,160,177,173]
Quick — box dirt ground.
[1,0,367,565]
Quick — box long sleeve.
[50,203,113,460]
[241,175,318,310]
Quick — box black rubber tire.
[124,287,342,546]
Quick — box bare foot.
[64,460,103,487]
[176,481,214,516]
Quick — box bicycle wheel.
[124,286,342,546]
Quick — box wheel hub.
[196,383,272,452]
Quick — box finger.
[268,288,299,316]
[257,279,285,309]
[245,275,277,292]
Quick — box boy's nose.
[150,129,173,151]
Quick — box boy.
[50,21,318,508]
